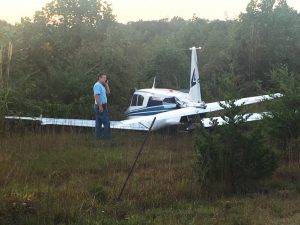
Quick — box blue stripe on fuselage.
[128,110,168,116]
[127,104,177,117]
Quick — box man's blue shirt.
[93,82,107,104]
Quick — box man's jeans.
[94,105,111,140]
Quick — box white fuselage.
[126,47,205,119]
[126,88,206,119]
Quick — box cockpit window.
[131,94,144,106]
[147,97,163,107]
[163,97,176,104]
[130,94,138,106]
[137,95,144,106]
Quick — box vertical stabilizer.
[189,47,202,102]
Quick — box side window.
[137,95,144,106]
[130,94,138,106]
[147,97,162,107]
[163,97,176,104]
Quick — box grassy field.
[1,126,300,225]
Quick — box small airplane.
[5,47,281,131]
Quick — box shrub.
[195,100,278,195]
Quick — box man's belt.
[95,103,107,109]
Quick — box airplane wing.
[202,93,282,113]
[199,112,268,128]
[4,93,281,131]
[4,111,269,131]
[5,109,191,131]
[4,116,149,131]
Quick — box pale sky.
[0,0,299,24]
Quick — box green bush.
[195,101,278,196]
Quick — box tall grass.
[1,126,300,224]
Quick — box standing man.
[93,74,111,141]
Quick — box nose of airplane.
[125,106,133,118]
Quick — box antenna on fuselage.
[152,77,156,89]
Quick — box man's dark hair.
[98,74,106,79]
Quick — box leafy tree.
[3,0,117,118]
[232,0,300,94]
[263,66,300,162]
[142,46,189,89]
[0,22,16,117]
[39,0,114,27]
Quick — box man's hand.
[104,81,110,94]
[99,105,104,112]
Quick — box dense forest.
[0,0,299,120]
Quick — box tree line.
[0,0,299,120]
